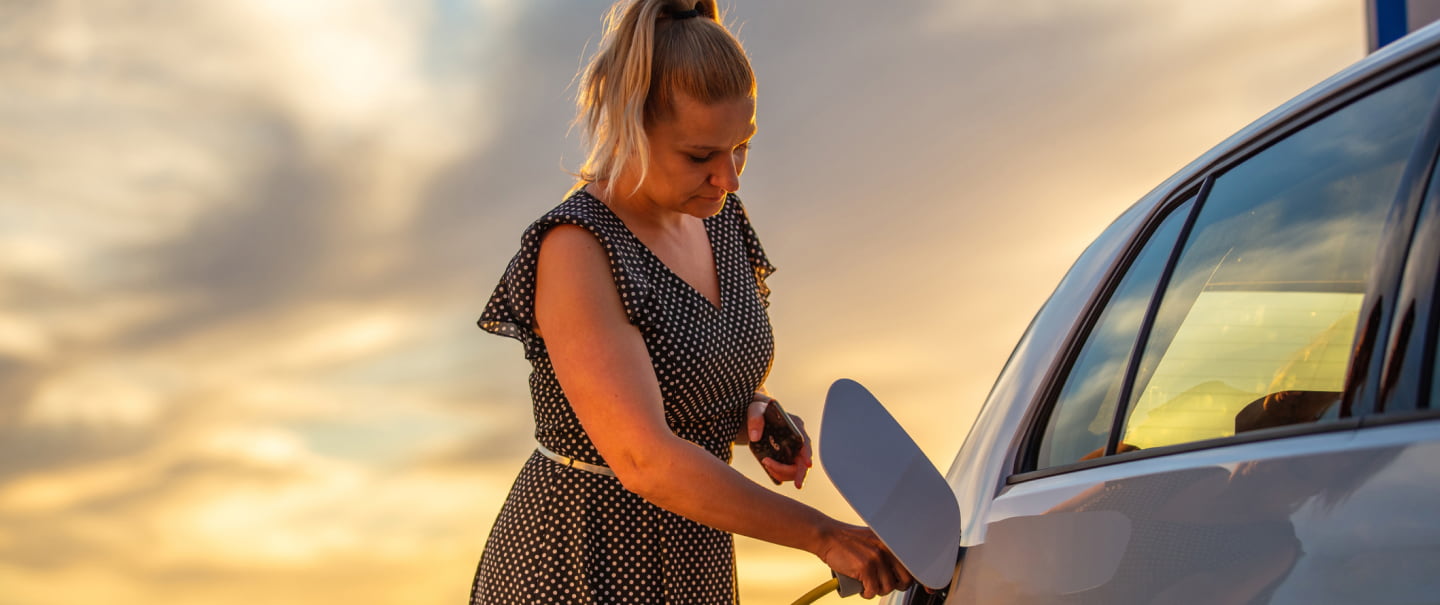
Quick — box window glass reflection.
[1121,64,1440,450]
[1036,199,1193,469]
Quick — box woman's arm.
[535,224,909,598]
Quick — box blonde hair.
[575,0,755,196]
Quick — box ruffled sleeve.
[477,193,655,360]
[729,194,777,308]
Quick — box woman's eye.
[689,153,713,163]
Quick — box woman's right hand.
[817,522,913,599]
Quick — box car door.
[945,56,1440,604]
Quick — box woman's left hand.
[746,394,814,488]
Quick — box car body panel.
[874,19,1440,605]
[950,422,1440,604]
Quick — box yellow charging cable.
[791,578,839,604]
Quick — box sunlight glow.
[0,1,1366,603]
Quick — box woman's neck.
[586,182,693,236]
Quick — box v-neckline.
[588,193,724,312]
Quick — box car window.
[1117,64,1440,451]
[1033,198,1194,470]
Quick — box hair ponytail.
[575,0,754,196]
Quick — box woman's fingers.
[861,558,892,599]
[789,413,814,468]
[746,398,768,442]
[864,561,911,598]
[749,396,814,487]
[892,550,915,587]
[867,549,899,598]
[819,524,913,599]
[883,549,913,597]
[760,457,809,488]
[868,538,914,598]
[891,550,915,589]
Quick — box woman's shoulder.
[719,193,765,236]
[720,193,775,282]
[722,192,749,215]
[520,188,624,244]
[714,192,755,228]
[538,187,609,225]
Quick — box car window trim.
[1009,416,1362,484]
[1012,184,1205,474]
[1103,176,1212,457]
[1368,91,1440,416]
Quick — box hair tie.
[672,8,700,19]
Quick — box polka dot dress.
[471,189,776,604]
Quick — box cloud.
[0,2,515,599]
[0,0,1373,603]
[0,430,510,603]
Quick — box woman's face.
[622,92,756,218]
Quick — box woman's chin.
[689,196,728,217]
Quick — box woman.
[471,1,912,602]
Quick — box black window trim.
[1362,85,1440,420]
[1009,51,1440,485]
[1102,177,1211,456]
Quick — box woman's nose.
[711,156,741,193]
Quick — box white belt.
[537,443,616,477]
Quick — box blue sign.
[1371,0,1440,51]
[1370,0,1410,51]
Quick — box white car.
[839,20,1440,605]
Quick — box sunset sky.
[0,1,1369,603]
